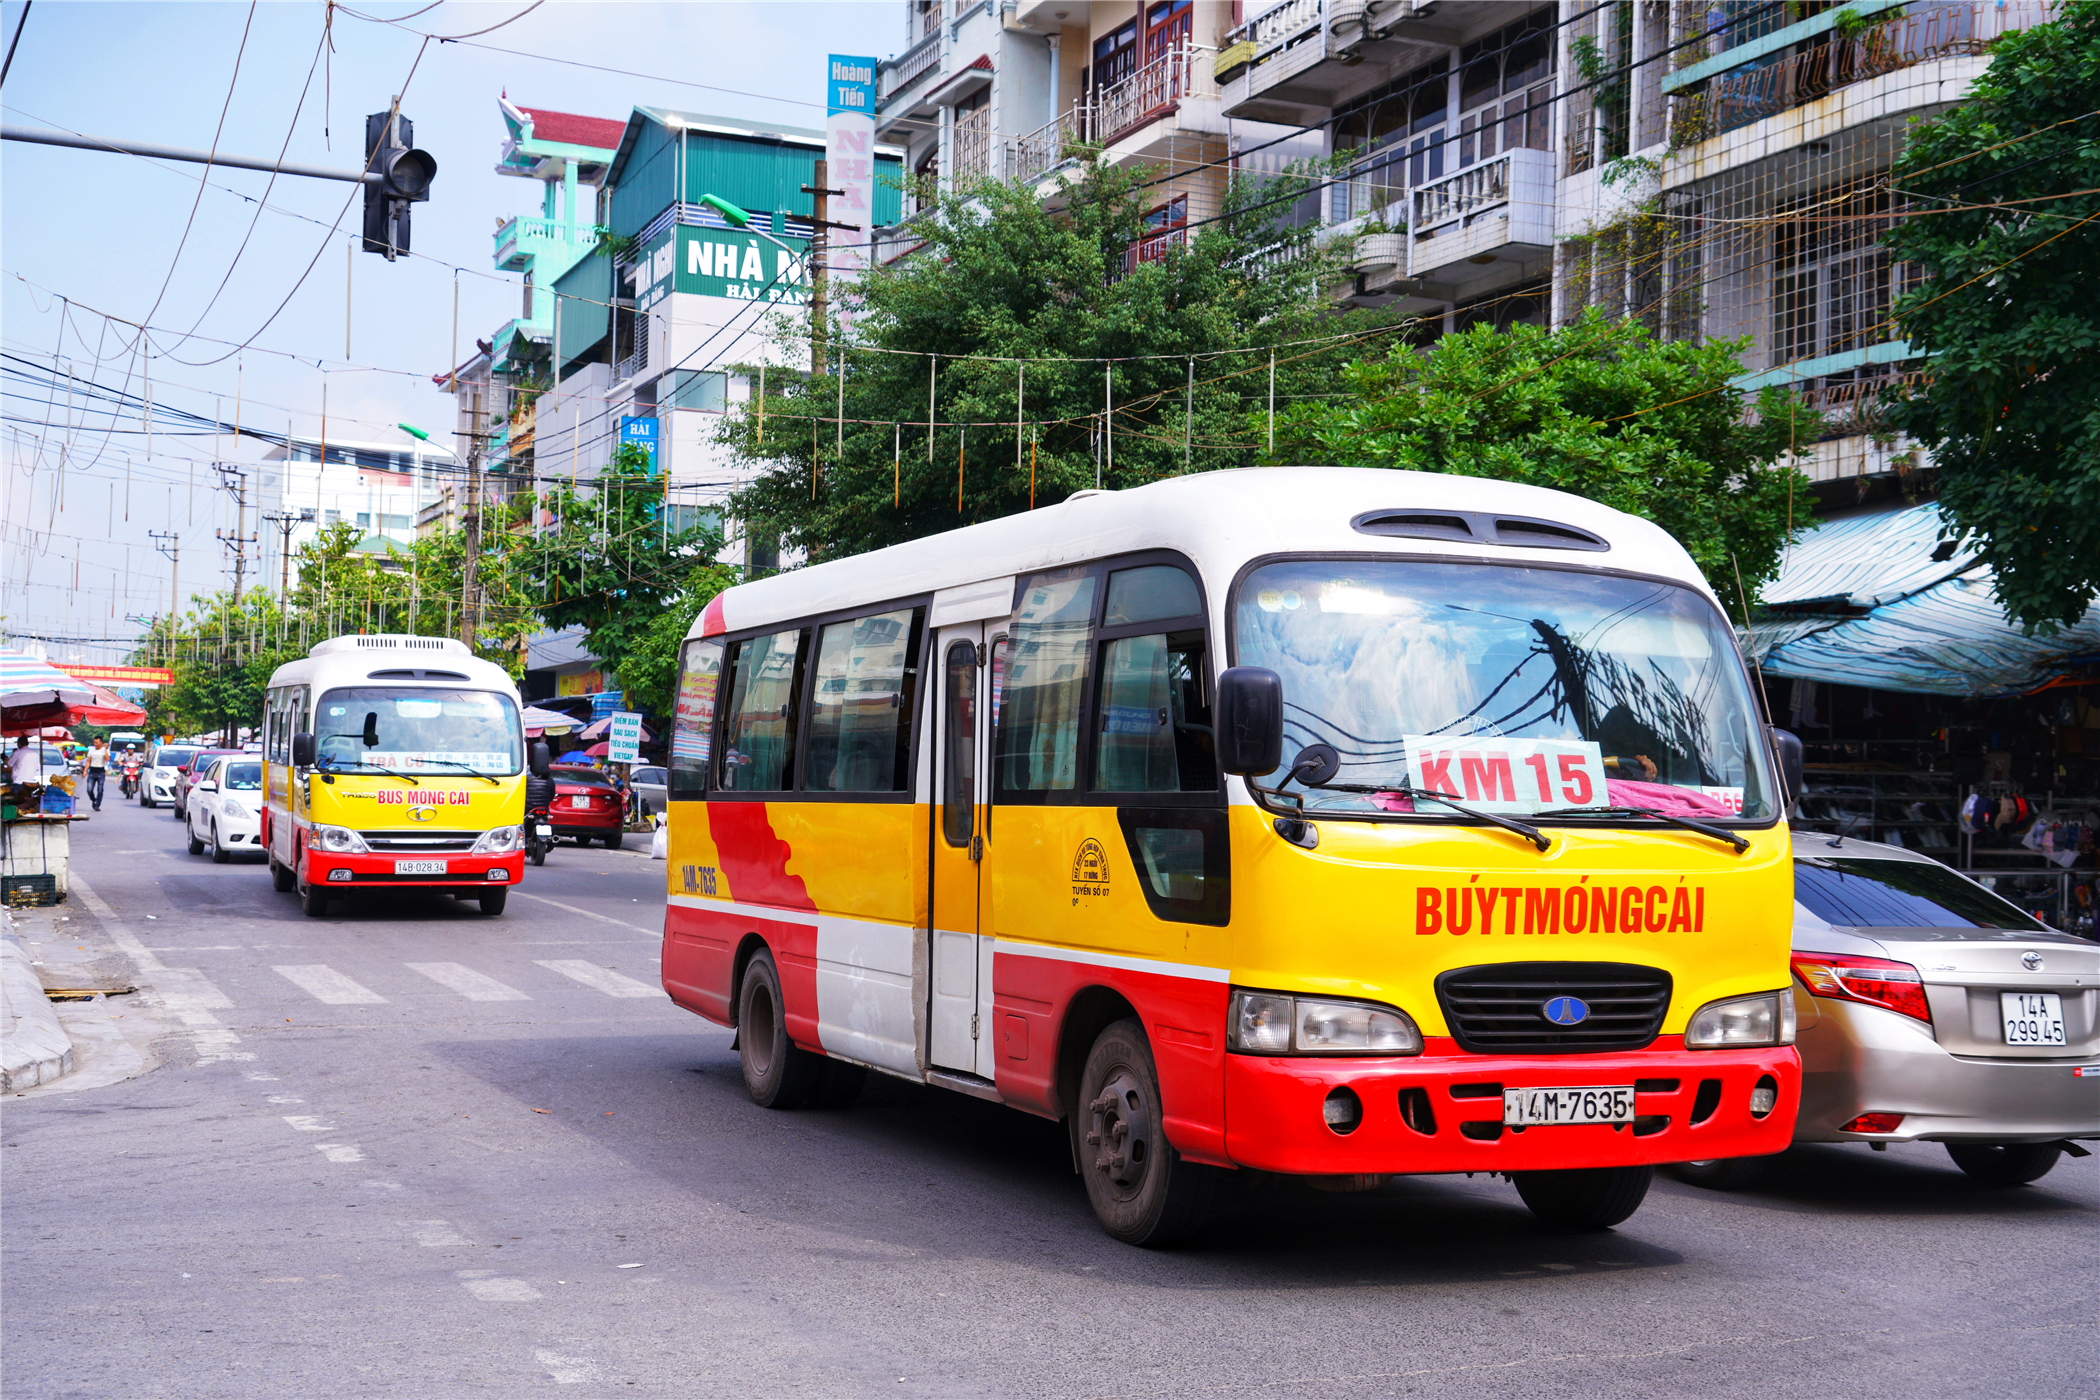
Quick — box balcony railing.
[1413,156,1511,235]
[493,215,567,257]
[1007,108,1086,184]
[879,30,942,104]
[1226,0,1323,76]
[1668,2,2039,147]
[1092,44,1214,144]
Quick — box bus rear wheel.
[738,949,822,1109]
[1077,1019,1215,1247]
[1511,1165,1653,1230]
[270,854,296,892]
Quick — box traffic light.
[362,109,436,260]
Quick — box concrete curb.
[1,907,74,1090]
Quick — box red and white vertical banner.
[826,53,878,324]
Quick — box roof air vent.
[1351,511,1475,543]
[1352,509,1610,552]
[1489,517,1610,552]
[366,668,471,681]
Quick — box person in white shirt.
[85,738,109,810]
[8,736,42,786]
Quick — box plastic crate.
[38,790,73,816]
[3,874,59,908]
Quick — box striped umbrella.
[1,649,98,732]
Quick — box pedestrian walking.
[84,736,109,810]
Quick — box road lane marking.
[513,890,659,936]
[273,964,387,1005]
[71,873,233,1024]
[405,962,532,1002]
[457,1271,541,1302]
[533,1350,601,1385]
[533,959,659,999]
[407,1221,467,1247]
[315,1143,365,1163]
[282,1115,336,1132]
[189,1029,253,1063]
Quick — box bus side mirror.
[291,732,316,768]
[1770,727,1804,808]
[1216,667,1285,777]
[529,741,552,780]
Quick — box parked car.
[140,745,199,809]
[1676,832,2099,1190]
[185,756,264,864]
[629,765,668,817]
[174,748,243,820]
[548,764,624,849]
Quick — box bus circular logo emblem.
[409,806,436,822]
[1071,838,1110,900]
[1543,995,1589,1026]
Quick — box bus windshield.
[1234,559,1776,822]
[313,687,523,775]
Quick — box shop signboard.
[606,711,644,766]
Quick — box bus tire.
[1670,1156,1772,1190]
[300,881,329,918]
[271,855,296,892]
[737,949,821,1109]
[1077,1018,1215,1247]
[811,1058,867,1109]
[476,888,508,916]
[1511,1165,1653,1230]
[1946,1141,2062,1187]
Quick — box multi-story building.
[869,0,2054,493]
[871,1,1323,265]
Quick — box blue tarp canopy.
[1747,502,2100,698]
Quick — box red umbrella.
[578,716,653,742]
[582,741,610,757]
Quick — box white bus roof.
[693,467,1719,642]
[266,634,521,694]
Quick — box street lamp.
[699,194,806,282]
[396,422,433,533]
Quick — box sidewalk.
[0,905,74,1090]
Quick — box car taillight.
[1841,1112,1905,1134]
[1791,952,1932,1026]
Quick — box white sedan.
[185,757,265,864]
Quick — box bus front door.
[929,626,989,1075]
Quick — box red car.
[174,748,243,821]
[548,765,626,849]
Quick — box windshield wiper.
[1290,778,1552,852]
[1535,804,1749,855]
[407,757,502,784]
[316,759,419,785]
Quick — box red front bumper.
[302,849,524,891]
[1223,1037,1799,1175]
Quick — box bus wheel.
[1670,1157,1772,1190]
[1077,1019,1215,1247]
[270,855,296,892]
[476,889,508,916]
[300,880,330,918]
[738,949,821,1109]
[1511,1165,1653,1230]
[1946,1141,2062,1187]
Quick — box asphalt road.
[4,795,2094,1399]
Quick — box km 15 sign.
[1404,736,1608,815]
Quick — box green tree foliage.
[1884,5,2100,632]
[512,442,733,716]
[1267,312,1821,618]
[721,158,1389,559]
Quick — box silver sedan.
[1678,832,2098,1190]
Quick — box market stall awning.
[0,648,98,732]
[72,681,147,727]
[1748,502,2100,697]
[521,704,580,737]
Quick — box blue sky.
[2,0,904,660]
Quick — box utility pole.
[262,507,315,598]
[148,530,179,663]
[214,462,254,602]
[796,161,859,378]
[461,390,482,652]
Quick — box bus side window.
[1093,630,1215,792]
[805,607,922,794]
[942,640,975,846]
[670,638,724,800]
[719,630,804,791]
[996,570,1097,794]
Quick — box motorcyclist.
[119,745,143,799]
[524,767,557,866]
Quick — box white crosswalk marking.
[406,962,532,1002]
[407,1220,467,1247]
[534,959,659,999]
[534,1349,601,1384]
[281,1115,336,1132]
[315,1143,365,1163]
[274,965,387,1004]
[458,1271,540,1301]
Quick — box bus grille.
[1435,962,1672,1054]
[360,830,481,853]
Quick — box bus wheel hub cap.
[1086,1071,1150,1188]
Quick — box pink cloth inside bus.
[1363,780,1737,818]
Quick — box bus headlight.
[314,824,370,854]
[1229,990,1421,1056]
[471,825,523,855]
[1685,990,1796,1048]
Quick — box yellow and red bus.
[261,634,532,918]
[659,469,1801,1243]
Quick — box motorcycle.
[524,771,556,867]
[119,764,140,800]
